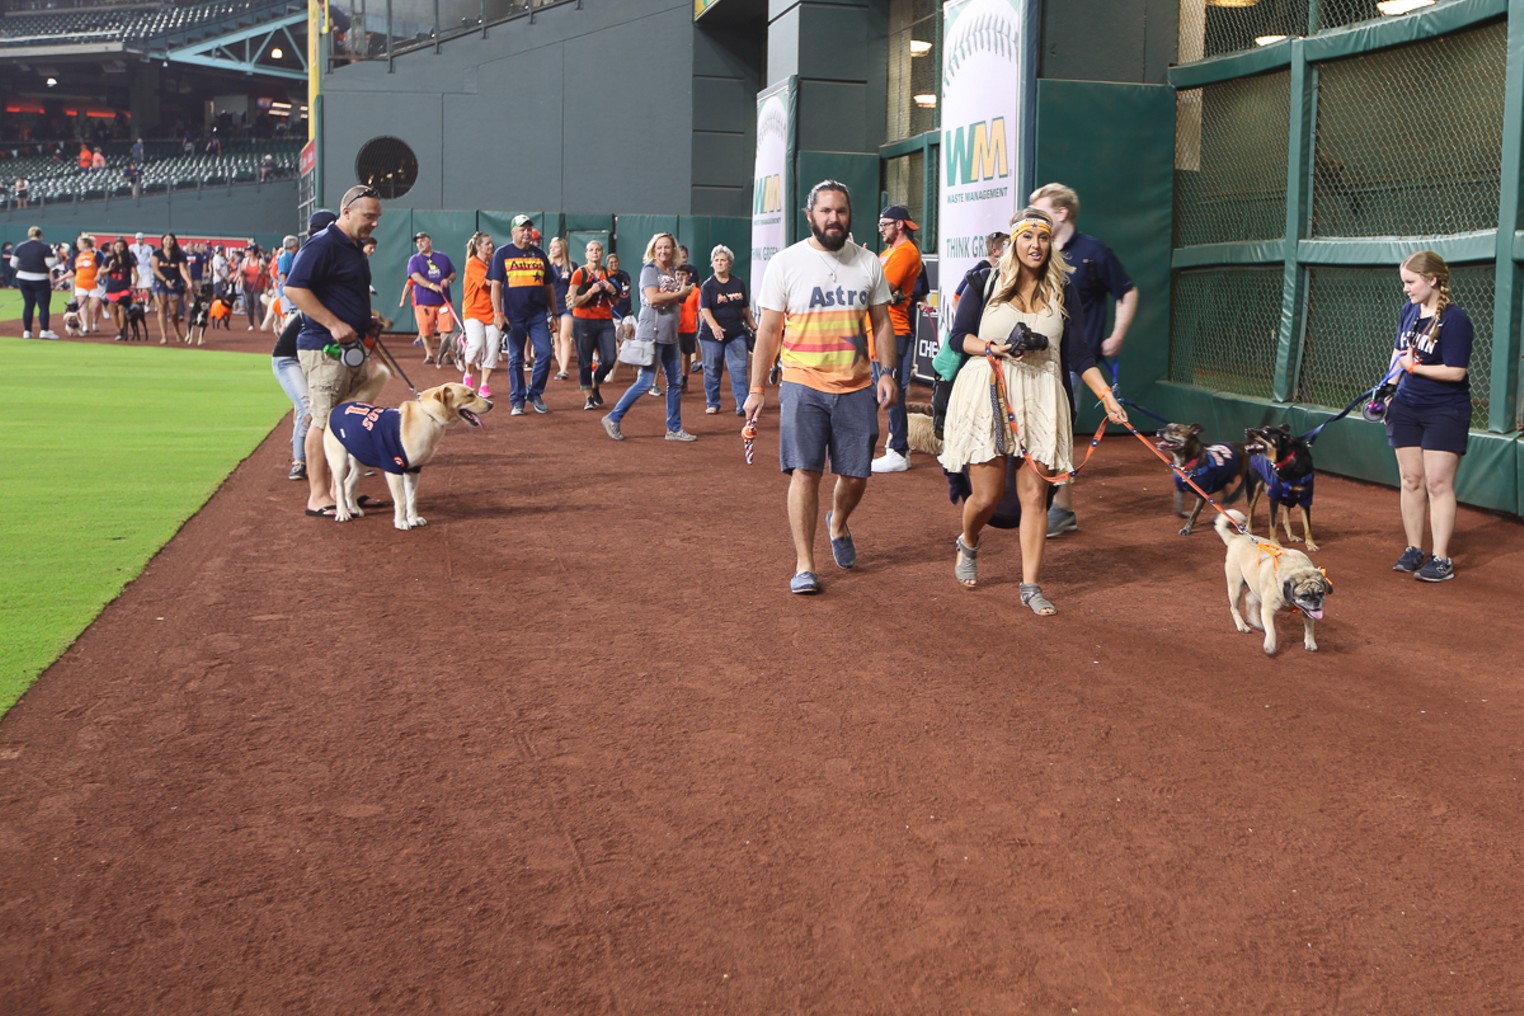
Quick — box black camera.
[1006,320,1049,356]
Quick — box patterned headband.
[1010,218,1052,236]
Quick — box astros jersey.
[329,402,415,474]
[486,242,552,321]
[758,239,891,395]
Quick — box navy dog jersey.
[1172,443,1242,494]
[329,402,416,474]
[1250,454,1314,509]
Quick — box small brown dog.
[1156,422,1256,536]
[1216,510,1331,655]
[906,400,942,457]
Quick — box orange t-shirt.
[462,256,493,323]
[679,287,700,333]
[569,265,614,320]
[73,251,100,290]
[879,240,923,338]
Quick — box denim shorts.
[777,381,880,478]
[1385,398,1470,455]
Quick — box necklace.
[810,242,843,283]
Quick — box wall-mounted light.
[1376,0,1433,14]
[909,39,932,56]
[1205,0,1258,7]
[913,93,937,108]
[1254,34,1289,45]
[45,76,58,87]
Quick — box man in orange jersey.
[869,204,923,474]
[744,180,896,596]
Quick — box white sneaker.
[39,330,60,340]
[871,449,910,473]
[22,330,32,339]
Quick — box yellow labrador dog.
[323,382,492,530]
[1215,509,1331,655]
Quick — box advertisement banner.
[937,0,1029,351]
[750,77,795,302]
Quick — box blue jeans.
[871,329,916,455]
[271,355,310,462]
[608,342,682,432]
[506,313,553,405]
[700,336,749,412]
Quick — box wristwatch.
[885,367,901,383]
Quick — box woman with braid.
[937,207,1127,615]
[1385,250,1474,583]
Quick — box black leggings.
[19,278,51,332]
[574,318,616,388]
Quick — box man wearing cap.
[487,214,556,414]
[129,231,156,308]
[868,204,924,474]
[284,185,385,516]
[405,231,457,367]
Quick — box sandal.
[1019,583,1056,616]
[955,536,980,588]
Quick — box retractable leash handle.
[1300,362,1407,443]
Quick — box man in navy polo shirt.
[1029,182,1139,538]
[487,214,556,415]
[284,183,383,515]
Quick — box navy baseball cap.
[880,205,919,230]
[308,209,338,235]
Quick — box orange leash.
[986,353,1108,485]
[1120,420,1254,537]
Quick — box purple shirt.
[407,251,455,307]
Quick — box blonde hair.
[466,230,493,261]
[548,235,569,267]
[1029,182,1079,220]
[27,225,43,238]
[1402,249,1451,318]
[989,207,1072,317]
[642,231,676,266]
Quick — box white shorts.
[463,318,501,370]
[74,287,97,302]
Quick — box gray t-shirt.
[636,262,681,345]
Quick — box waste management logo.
[752,84,792,295]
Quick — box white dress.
[937,299,1073,473]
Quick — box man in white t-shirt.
[744,179,897,595]
[129,231,156,305]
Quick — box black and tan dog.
[1244,424,1317,551]
[1156,422,1256,536]
[324,382,492,531]
[1216,510,1331,655]
[124,299,150,342]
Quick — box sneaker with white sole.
[1415,556,1454,582]
[40,330,61,340]
[462,373,475,390]
[1046,507,1078,538]
[1392,546,1426,572]
[602,414,624,441]
[478,385,492,399]
[665,429,698,442]
[870,449,909,473]
[22,330,32,339]
[510,403,525,416]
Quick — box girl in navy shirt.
[1385,250,1473,583]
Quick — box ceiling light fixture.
[1205,0,1258,7]
[909,39,932,56]
[270,46,284,59]
[1254,34,1289,45]
[913,93,937,108]
[1376,0,1434,14]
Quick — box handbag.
[617,335,655,367]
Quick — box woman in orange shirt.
[459,231,500,399]
[72,235,103,333]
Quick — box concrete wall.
[0,180,301,251]
[318,0,759,219]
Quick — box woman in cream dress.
[938,207,1128,615]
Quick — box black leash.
[370,335,422,400]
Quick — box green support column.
[1490,0,1524,433]
[1272,40,1313,404]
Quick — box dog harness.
[1250,454,1314,509]
[329,402,417,474]
[1171,443,1242,495]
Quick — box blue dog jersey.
[1173,443,1242,494]
[329,402,416,474]
[1250,454,1314,509]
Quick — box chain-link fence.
[1175,73,1291,248]
[1299,264,1494,428]
[1178,0,1310,62]
[1170,266,1283,398]
[1312,22,1505,237]
[1314,0,1470,31]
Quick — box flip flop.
[356,495,392,509]
[305,505,338,518]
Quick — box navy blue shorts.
[777,381,880,478]
[1385,398,1470,455]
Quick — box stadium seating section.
[2,139,303,205]
[0,0,304,49]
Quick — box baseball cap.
[511,214,533,229]
[135,231,144,240]
[413,231,430,241]
[879,205,919,231]
[308,209,338,235]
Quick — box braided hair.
[988,206,1072,318]
[1402,249,1450,343]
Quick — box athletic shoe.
[510,403,525,416]
[531,395,549,414]
[705,405,719,414]
[1392,546,1426,572]
[413,337,424,347]
[21,330,31,339]
[478,385,492,399]
[647,385,661,397]
[1415,556,1454,582]
[39,330,60,340]
[590,389,603,408]
[602,414,624,441]
[665,428,698,442]
[690,361,703,373]
[462,373,474,390]
[870,449,909,473]
[554,371,569,380]
[1046,507,1079,538]
[288,461,307,481]
[584,395,598,411]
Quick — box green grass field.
[1,305,286,716]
